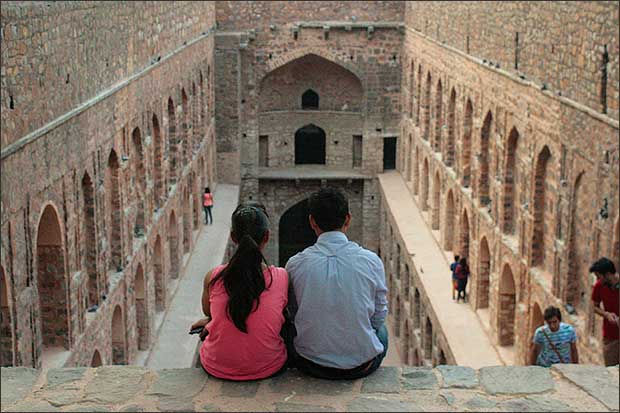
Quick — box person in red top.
[590,257,620,366]
[203,187,214,225]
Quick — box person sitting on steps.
[190,202,289,381]
[285,187,388,380]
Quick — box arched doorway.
[169,212,179,279]
[278,199,317,267]
[531,146,551,267]
[424,317,433,359]
[36,205,70,351]
[478,111,492,205]
[462,99,473,187]
[421,158,429,210]
[154,235,165,312]
[132,127,146,236]
[443,190,455,251]
[446,88,456,167]
[423,72,431,141]
[502,127,519,234]
[403,321,411,365]
[181,88,190,164]
[295,124,326,165]
[111,305,126,364]
[107,150,122,272]
[460,210,470,259]
[530,302,544,338]
[394,295,402,337]
[413,288,421,329]
[478,237,491,309]
[498,264,516,346]
[152,114,164,207]
[91,349,103,367]
[183,187,191,254]
[433,79,442,152]
[168,97,178,184]
[134,265,148,350]
[431,172,441,229]
[82,172,98,307]
[1,265,14,366]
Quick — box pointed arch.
[91,349,103,367]
[132,127,146,235]
[413,288,421,329]
[424,317,433,359]
[530,302,544,340]
[434,79,443,152]
[477,237,491,309]
[432,172,441,230]
[36,205,70,351]
[153,235,165,312]
[169,211,179,279]
[181,88,190,165]
[167,97,178,184]
[421,158,430,211]
[183,186,191,254]
[413,146,420,195]
[111,305,126,364]
[423,72,432,141]
[152,113,164,207]
[403,320,411,365]
[479,111,492,204]
[409,60,415,117]
[191,81,199,154]
[498,264,516,346]
[462,99,473,187]
[502,127,519,234]
[394,294,402,337]
[134,264,148,350]
[107,149,122,273]
[531,146,552,267]
[407,134,413,182]
[81,172,98,307]
[443,190,455,251]
[460,209,470,259]
[446,88,456,166]
[416,64,422,125]
[301,89,319,109]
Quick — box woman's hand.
[191,317,210,330]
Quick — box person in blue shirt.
[450,255,460,301]
[285,187,388,380]
[529,305,579,367]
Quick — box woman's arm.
[202,269,214,317]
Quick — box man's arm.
[593,300,618,323]
[370,256,388,330]
[284,258,298,320]
[529,342,542,365]
[570,342,579,364]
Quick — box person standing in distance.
[203,187,214,225]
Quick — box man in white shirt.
[286,187,388,379]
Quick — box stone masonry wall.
[399,8,619,365]
[1,364,618,412]
[406,1,620,120]
[0,2,218,368]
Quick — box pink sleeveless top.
[203,193,213,207]
[200,264,288,380]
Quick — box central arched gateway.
[279,199,317,267]
[295,124,326,165]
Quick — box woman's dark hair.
[544,305,562,322]
[589,257,616,275]
[209,202,272,333]
[308,187,349,231]
[459,257,469,273]
[204,187,211,194]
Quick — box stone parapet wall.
[1,364,618,412]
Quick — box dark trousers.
[457,278,468,300]
[291,324,389,380]
[203,206,213,224]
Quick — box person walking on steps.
[455,257,470,303]
[203,187,214,225]
[450,255,460,301]
[529,305,579,367]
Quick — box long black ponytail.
[209,203,272,333]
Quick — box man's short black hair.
[543,305,562,322]
[308,187,349,232]
[589,257,616,275]
[454,255,460,262]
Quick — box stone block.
[498,395,573,412]
[83,366,148,405]
[274,402,337,412]
[268,370,355,396]
[219,380,260,398]
[480,366,554,395]
[346,396,423,412]
[401,367,438,390]
[552,364,619,411]
[361,366,401,393]
[0,367,40,408]
[436,365,478,388]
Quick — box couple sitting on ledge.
[190,187,388,381]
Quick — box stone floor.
[378,172,505,367]
[1,364,618,412]
[145,184,240,369]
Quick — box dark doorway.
[279,199,317,267]
[295,124,326,165]
[301,89,319,109]
[383,137,397,170]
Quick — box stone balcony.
[1,364,618,412]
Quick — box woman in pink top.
[190,202,289,380]
[202,187,214,225]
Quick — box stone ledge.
[1,365,618,412]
